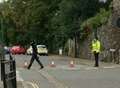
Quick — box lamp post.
[0,0,8,56]
[0,13,4,45]
[0,1,17,88]
[0,0,8,45]
[0,0,6,81]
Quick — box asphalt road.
[1,54,120,88]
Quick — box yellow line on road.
[26,81,39,88]
[34,83,39,88]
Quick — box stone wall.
[78,0,120,63]
[65,0,120,63]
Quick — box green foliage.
[80,9,111,40]
[0,0,112,52]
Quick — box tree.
[0,0,111,53]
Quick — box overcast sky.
[0,0,4,3]
[0,0,8,3]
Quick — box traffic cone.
[24,60,28,68]
[50,61,56,67]
[69,60,75,67]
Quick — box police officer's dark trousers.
[94,52,99,67]
[27,54,44,69]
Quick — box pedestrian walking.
[91,37,101,67]
[27,41,44,69]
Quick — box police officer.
[91,37,101,67]
[27,41,44,69]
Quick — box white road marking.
[16,69,40,88]
[103,66,115,69]
[16,71,24,81]
[16,71,29,88]
[85,67,98,70]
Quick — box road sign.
[110,48,116,52]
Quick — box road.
[1,54,120,88]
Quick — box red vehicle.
[10,45,26,54]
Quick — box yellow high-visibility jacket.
[92,40,101,53]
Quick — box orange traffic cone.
[69,60,75,67]
[24,60,28,68]
[50,61,56,67]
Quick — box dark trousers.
[94,52,99,67]
[28,54,44,69]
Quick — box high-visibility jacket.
[92,40,101,53]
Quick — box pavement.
[0,55,120,88]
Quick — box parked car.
[27,45,48,55]
[37,45,48,55]
[10,45,26,54]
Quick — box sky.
[0,0,8,3]
[0,0,3,3]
